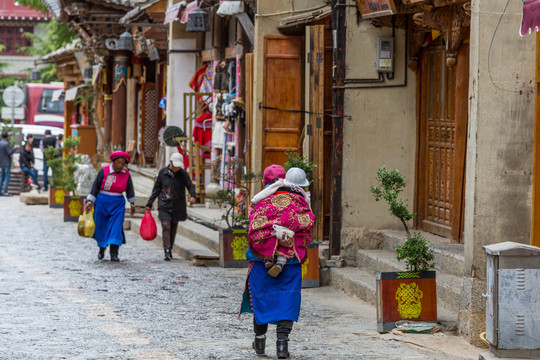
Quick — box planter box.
[49,187,66,208]
[219,228,248,268]
[302,242,320,288]
[63,195,85,222]
[376,270,437,333]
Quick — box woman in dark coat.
[84,151,136,261]
[145,153,196,260]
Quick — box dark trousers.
[161,219,178,250]
[253,317,293,340]
[0,166,11,194]
[43,161,49,190]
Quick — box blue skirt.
[94,193,126,248]
[240,261,302,325]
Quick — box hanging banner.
[355,0,396,19]
[521,0,540,36]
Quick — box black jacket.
[146,166,196,222]
[0,139,16,167]
[19,148,35,169]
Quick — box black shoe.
[110,245,119,262]
[276,339,289,359]
[252,336,265,355]
[98,247,106,260]
[164,249,172,261]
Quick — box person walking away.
[145,153,196,261]
[240,165,314,359]
[0,132,19,196]
[19,142,41,190]
[84,151,136,261]
[57,134,64,148]
[40,129,57,191]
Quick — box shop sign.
[355,0,396,19]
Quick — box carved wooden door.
[262,35,304,169]
[417,44,468,242]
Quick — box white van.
[1,124,64,176]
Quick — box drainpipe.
[330,0,345,256]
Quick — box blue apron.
[93,193,126,248]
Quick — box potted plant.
[44,145,65,208]
[284,150,319,288]
[58,136,83,222]
[370,166,437,333]
[213,159,258,268]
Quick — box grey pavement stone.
[0,196,483,360]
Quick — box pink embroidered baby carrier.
[248,191,314,263]
[101,165,130,193]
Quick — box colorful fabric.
[240,261,302,324]
[93,193,126,247]
[101,164,130,194]
[110,151,131,163]
[248,191,314,262]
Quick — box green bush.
[370,166,436,272]
[44,136,81,193]
[284,150,315,182]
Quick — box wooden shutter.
[262,35,304,169]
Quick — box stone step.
[380,231,465,277]
[329,266,458,333]
[127,217,219,266]
[176,218,220,253]
[356,248,463,314]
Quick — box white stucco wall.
[342,14,417,232]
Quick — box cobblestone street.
[0,197,482,360]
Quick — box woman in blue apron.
[84,151,136,261]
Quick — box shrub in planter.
[370,166,437,332]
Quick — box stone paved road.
[0,196,482,360]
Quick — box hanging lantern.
[117,31,134,51]
[83,65,93,83]
[30,68,41,81]
[186,7,209,32]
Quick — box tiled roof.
[0,0,49,21]
[42,39,81,61]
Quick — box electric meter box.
[376,37,394,73]
[482,242,540,359]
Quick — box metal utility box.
[483,242,540,359]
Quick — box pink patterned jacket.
[248,190,314,263]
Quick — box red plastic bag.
[140,209,157,241]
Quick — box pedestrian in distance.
[40,129,57,191]
[19,142,41,191]
[145,153,196,261]
[57,134,64,148]
[0,132,19,196]
[240,165,315,359]
[21,133,33,148]
[84,151,136,262]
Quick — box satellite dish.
[163,126,187,147]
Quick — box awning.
[521,0,540,36]
[278,6,331,30]
[180,1,198,24]
[164,1,185,24]
[65,84,88,101]
[51,89,64,102]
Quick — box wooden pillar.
[111,54,128,151]
[532,32,540,247]
[103,93,112,146]
[329,0,345,256]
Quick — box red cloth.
[176,146,190,170]
[522,0,540,36]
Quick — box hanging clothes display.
[193,111,213,157]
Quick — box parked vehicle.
[22,83,64,128]
[0,124,64,176]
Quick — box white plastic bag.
[272,225,294,240]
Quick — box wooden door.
[309,25,333,242]
[416,44,469,242]
[262,35,304,169]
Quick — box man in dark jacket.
[0,132,19,196]
[19,142,41,190]
[145,153,196,260]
